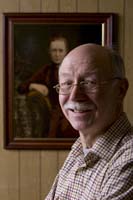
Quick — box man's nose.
[69,84,86,101]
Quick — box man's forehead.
[59,56,112,79]
[59,58,99,76]
[61,55,94,66]
[61,46,106,65]
[60,53,103,71]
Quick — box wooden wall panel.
[59,0,77,12]
[99,0,124,55]
[124,0,133,123]
[0,151,19,200]
[41,151,58,199]
[0,0,19,12]
[20,151,40,200]
[42,0,59,12]
[58,151,68,170]
[20,0,41,12]
[77,0,98,12]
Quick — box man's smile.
[68,108,93,113]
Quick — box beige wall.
[0,0,133,199]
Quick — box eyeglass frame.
[53,77,122,95]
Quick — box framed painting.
[3,13,116,149]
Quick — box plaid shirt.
[45,113,133,200]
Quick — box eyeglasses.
[53,77,122,95]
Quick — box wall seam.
[39,151,41,200]
[76,0,78,12]
[97,0,100,13]
[18,151,21,200]
[58,0,61,12]
[40,0,42,12]
[123,0,126,58]
[18,0,21,12]
[57,151,59,172]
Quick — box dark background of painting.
[14,24,102,81]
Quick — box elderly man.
[45,44,133,199]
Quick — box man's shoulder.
[110,130,133,168]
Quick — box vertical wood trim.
[18,0,21,12]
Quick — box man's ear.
[118,78,129,100]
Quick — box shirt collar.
[71,112,132,162]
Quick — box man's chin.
[70,121,93,132]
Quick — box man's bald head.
[60,43,125,79]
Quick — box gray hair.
[106,47,126,78]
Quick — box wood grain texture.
[20,151,41,200]
[77,0,98,12]
[59,0,76,12]
[0,151,19,200]
[42,0,59,12]
[0,0,19,12]
[41,151,58,199]
[20,0,41,12]
[58,151,69,170]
